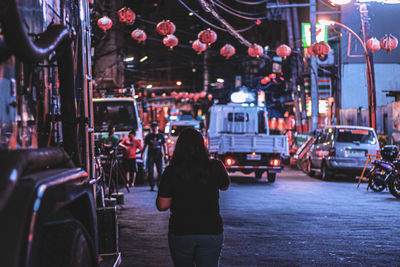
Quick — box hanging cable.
[210,0,269,20]
[198,0,251,47]
[178,0,256,33]
[233,0,267,5]
[214,0,267,16]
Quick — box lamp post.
[319,19,377,129]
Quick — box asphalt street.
[118,167,400,266]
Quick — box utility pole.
[359,3,376,129]
[203,51,209,93]
[310,0,319,131]
[286,8,302,132]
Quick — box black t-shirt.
[144,132,165,157]
[158,159,230,235]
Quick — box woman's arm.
[156,196,172,211]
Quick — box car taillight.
[270,159,280,167]
[225,157,235,166]
[167,138,173,146]
[204,137,208,146]
[328,147,336,157]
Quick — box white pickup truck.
[208,103,289,182]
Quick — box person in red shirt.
[119,130,142,187]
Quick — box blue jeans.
[168,233,223,267]
[147,155,163,188]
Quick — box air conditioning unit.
[317,49,334,66]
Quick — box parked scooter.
[367,145,400,197]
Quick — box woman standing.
[156,128,230,267]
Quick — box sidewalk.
[118,185,173,267]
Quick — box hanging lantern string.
[211,0,269,20]
[198,0,252,47]
[178,0,256,33]
[233,0,267,5]
[213,0,267,17]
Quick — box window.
[227,112,249,122]
[336,128,376,144]
[94,101,138,132]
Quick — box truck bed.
[209,134,289,155]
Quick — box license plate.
[346,150,365,157]
[247,153,261,160]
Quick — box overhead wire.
[177,0,256,33]
[233,0,267,5]
[210,0,268,20]
[213,0,267,16]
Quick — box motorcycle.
[366,145,400,198]
[367,160,398,192]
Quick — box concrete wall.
[341,63,399,109]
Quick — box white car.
[164,120,202,157]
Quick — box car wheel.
[306,159,315,177]
[39,219,96,267]
[255,170,263,179]
[321,162,332,181]
[267,172,276,183]
[389,175,400,198]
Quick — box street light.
[319,19,377,129]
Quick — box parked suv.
[164,120,202,157]
[306,125,379,180]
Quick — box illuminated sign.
[357,0,400,3]
[302,23,328,48]
[306,99,329,116]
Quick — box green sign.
[301,23,328,47]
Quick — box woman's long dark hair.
[170,128,210,180]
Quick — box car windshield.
[336,128,377,144]
[170,125,199,136]
[94,101,138,132]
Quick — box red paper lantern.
[307,44,315,57]
[156,20,176,36]
[207,94,213,101]
[192,39,207,54]
[131,29,147,43]
[248,44,263,58]
[276,44,291,59]
[366,37,380,52]
[97,16,112,32]
[220,44,236,59]
[118,7,135,25]
[163,34,179,49]
[380,34,398,53]
[199,91,207,98]
[151,93,156,98]
[198,29,217,45]
[313,41,331,56]
[193,93,200,101]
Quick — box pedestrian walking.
[119,130,142,187]
[101,125,119,156]
[156,128,230,267]
[142,121,167,191]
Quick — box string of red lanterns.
[192,39,207,54]
[220,44,236,59]
[198,29,217,46]
[248,44,263,58]
[97,16,113,32]
[366,37,380,52]
[276,44,291,59]
[156,20,176,36]
[131,29,147,43]
[163,34,179,50]
[118,7,135,25]
[380,34,398,53]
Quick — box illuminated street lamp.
[319,19,377,128]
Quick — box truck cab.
[208,103,289,182]
[93,88,144,173]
